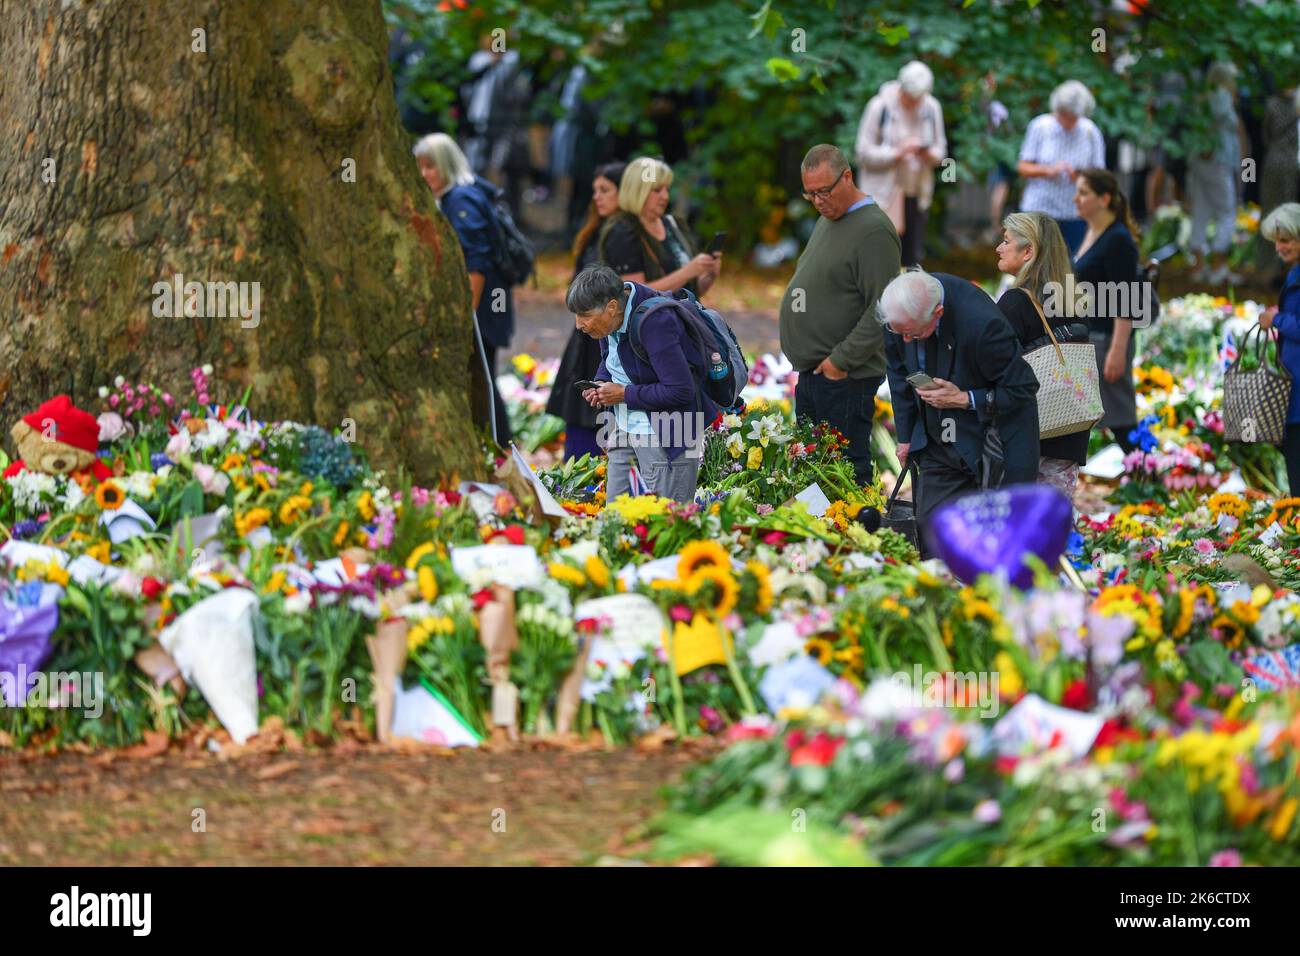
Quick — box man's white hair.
[1049,80,1095,118]
[898,60,934,98]
[876,269,942,331]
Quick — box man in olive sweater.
[780,144,902,485]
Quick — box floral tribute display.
[5,292,1300,867]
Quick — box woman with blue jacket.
[1257,203,1300,491]
[565,265,718,504]
[414,132,514,444]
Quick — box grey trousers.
[605,430,703,505]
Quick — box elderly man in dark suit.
[881,268,1040,533]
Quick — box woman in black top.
[1072,168,1141,452]
[546,161,625,460]
[994,212,1091,499]
[597,157,720,297]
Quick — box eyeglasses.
[802,172,845,203]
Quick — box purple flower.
[973,799,1001,823]
[10,520,40,540]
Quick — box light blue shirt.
[605,290,653,435]
[845,196,875,214]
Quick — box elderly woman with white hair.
[1017,80,1105,256]
[855,60,948,267]
[1256,203,1300,491]
[413,132,514,443]
[1187,62,1246,286]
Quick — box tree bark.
[0,0,483,481]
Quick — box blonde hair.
[1002,212,1074,307]
[619,157,673,216]
[1262,202,1300,242]
[411,133,475,191]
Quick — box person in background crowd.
[855,60,948,268]
[780,144,902,486]
[568,266,718,504]
[546,161,627,460]
[597,157,720,298]
[981,71,1015,246]
[994,212,1091,499]
[1187,62,1246,287]
[880,269,1040,540]
[462,37,531,219]
[1018,80,1105,256]
[1256,203,1300,493]
[1073,168,1140,454]
[414,132,514,444]
[1259,87,1300,286]
[1145,71,1189,219]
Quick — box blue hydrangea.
[297,426,361,488]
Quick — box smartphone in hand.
[573,379,605,392]
[707,231,727,255]
[906,372,936,389]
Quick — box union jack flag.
[628,464,648,497]
[1219,328,1237,373]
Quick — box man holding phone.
[779,144,902,487]
[879,268,1040,539]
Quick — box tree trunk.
[0,0,483,481]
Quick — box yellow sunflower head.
[687,564,739,618]
[677,540,729,581]
[95,480,125,510]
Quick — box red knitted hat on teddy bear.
[22,395,101,453]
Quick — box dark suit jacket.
[594,281,719,461]
[885,273,1040,483]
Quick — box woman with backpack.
[566,265,719,505]
[546,161,626,461]
[597,157,721,298]
[993,212,1092,499]
[414,132,514,444]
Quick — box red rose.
[140,576,166,600]
[1061,679,1091,711]
[789,732,843,767]
[503,525,525,546]
[471,588,495,611]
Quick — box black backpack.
[473,178,535,287]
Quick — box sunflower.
[805,637,834,666]
[584,554,611,590]
[548,562,587,588]
[236,507,272,537]
[357,490,375,521]
[677,540,729,580]
[405,541,436,569]
[1264,497,1300,529]
[687,564,739,618]
[745,560,773,614]
[95,480,125,510]
[332,520,351,548]
[833,645,865,673]
[278,494,313,525]
[418,565,438,602]
[1207,492,1248,520]
[84,540,112,564]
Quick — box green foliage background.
[386,0,1300,251]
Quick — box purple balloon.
[925,483,1073,588]
[0,603,59,707]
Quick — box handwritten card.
[451,543,543,589]
[574,593,666,653]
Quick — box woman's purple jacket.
[593,281,719,461]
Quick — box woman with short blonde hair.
[596,157,720,296]
[1258,202,1300,492]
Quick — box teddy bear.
[3,394,113,481]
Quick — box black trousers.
[915,438,981,557]
[1285,424,1300,496]
[902,197,928,268]
[794,372,883,486]
[484,344,513,446]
